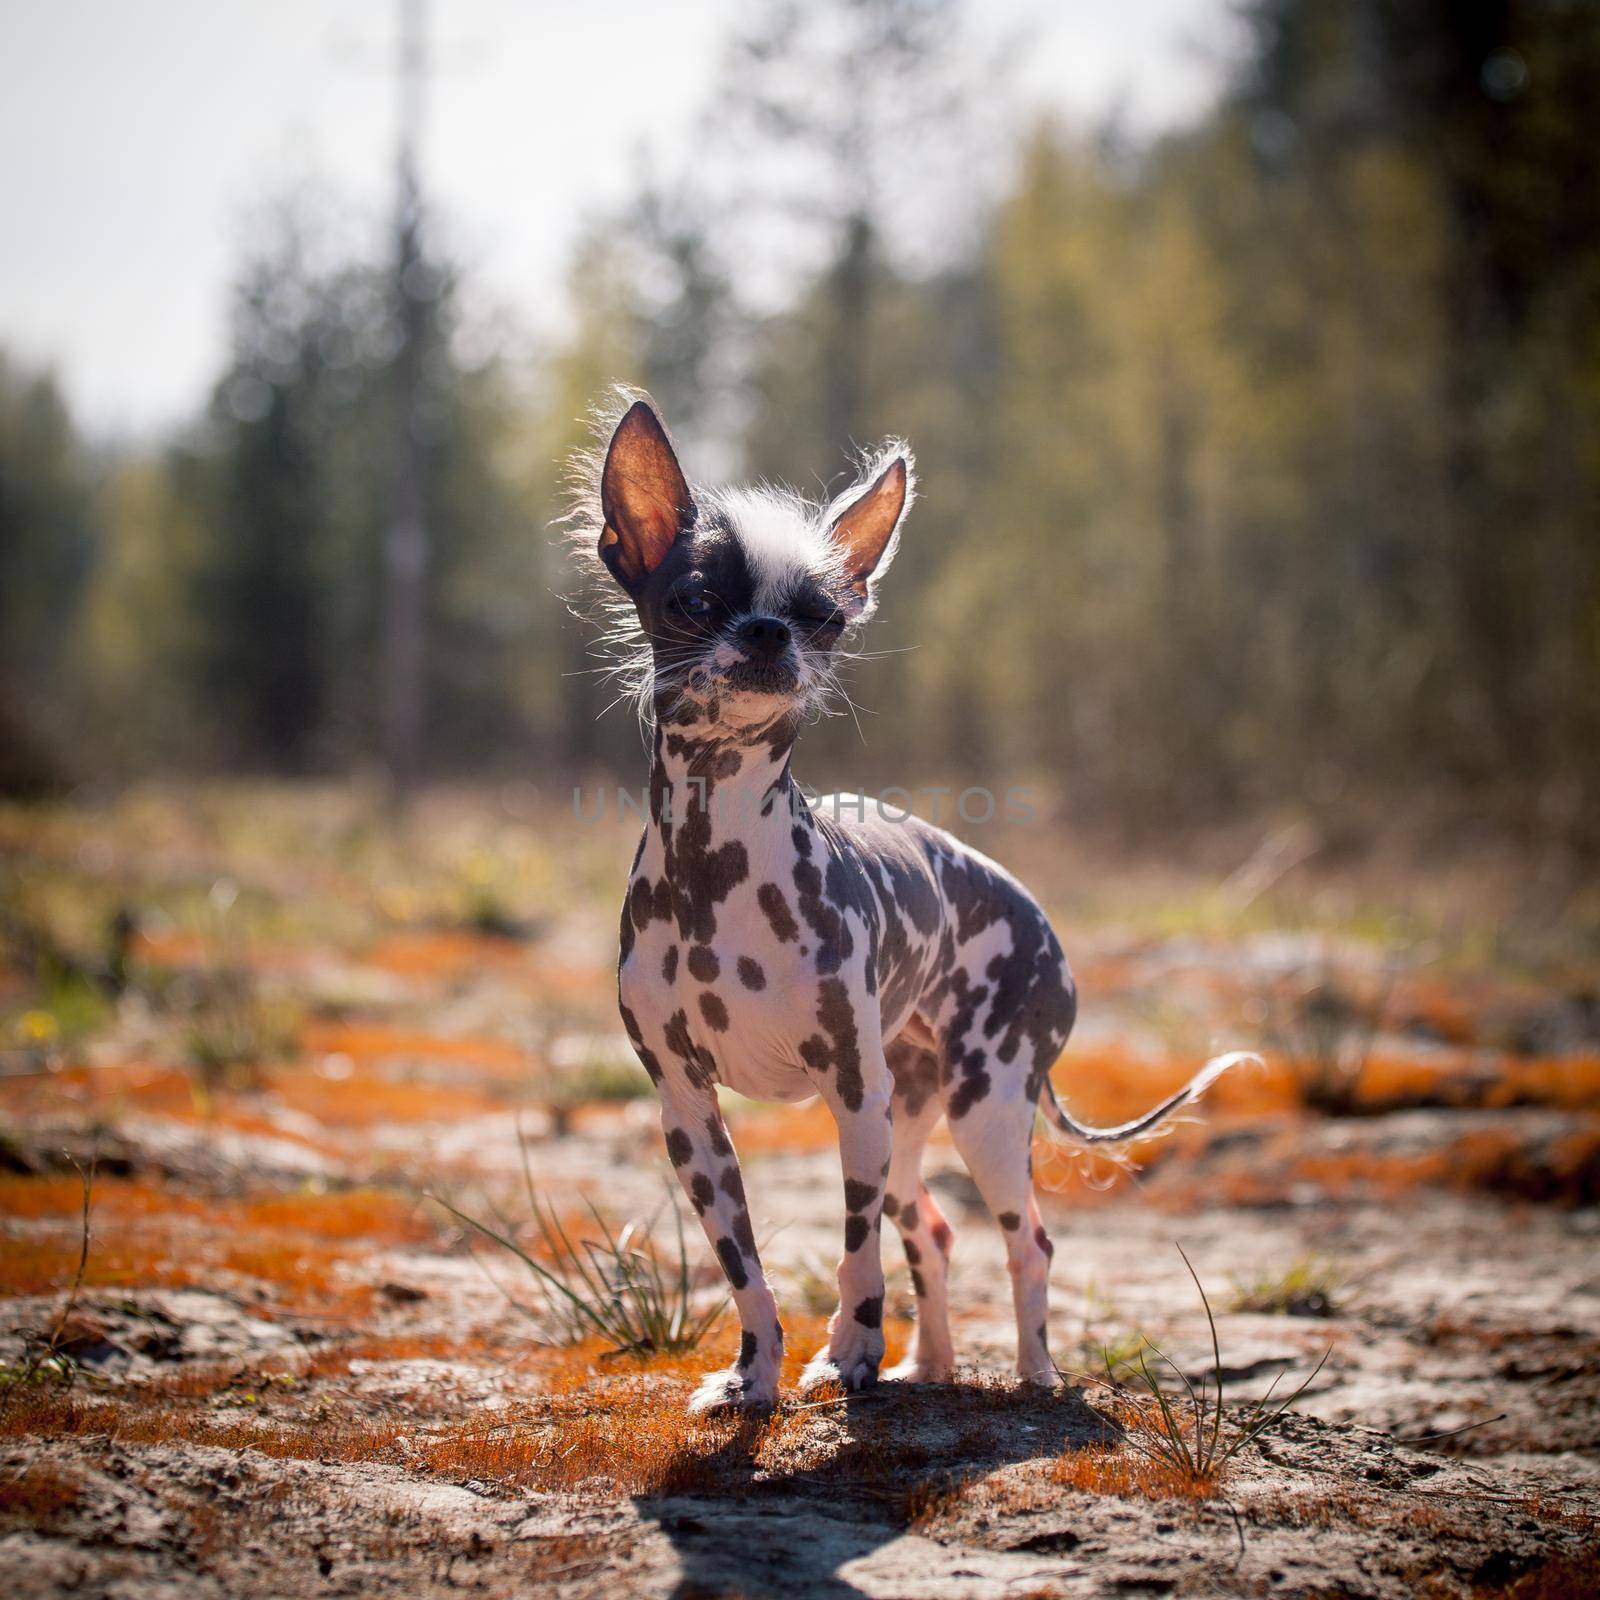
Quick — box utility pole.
[383,0,428,798]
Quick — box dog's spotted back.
[569,391,1250,1410]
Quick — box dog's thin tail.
[1036,1051,1260,1146]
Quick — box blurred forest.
[3,0,1598,851]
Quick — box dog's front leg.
[798,1047,893,1394]
[658,1079,783,1413]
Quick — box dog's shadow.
[633,1380,1116,1599]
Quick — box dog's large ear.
[599,401,695,590]
[828,450,912,600]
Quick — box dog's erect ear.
[828,454,910,597]
[599,401,695,589]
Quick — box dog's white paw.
[882,1356,954,1385]
[685,1366,777,1415]
[1018,1365,1061,1390]
[798,1336,884,1395]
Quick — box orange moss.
[266,1065,508,1127]
[0,1176,436,1305]
[1491,1056,1600,1111]
[363,930,531,978]
[0,1369,792,1500]
[726,1098,838,1156]
[0,1061,198,1120]
[1050,1445,1214,1501]
[299,1019,531,1075]
[0,1461,83,1526]
[238,1188,435,1244]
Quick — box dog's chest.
[618,820,869,1103]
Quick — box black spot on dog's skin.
[910,1269,927,1297]
[717,1237,749,1290]
[662,945,679,983]
[791,851,853,976]
[618,1002,663,1084]
[731,1207,757,1258]
[737,956,766,991]
[706,1117,732,1156]
[881,1193,899,1219]
[739,1331,758,1368]
[718,1167,745,1202]
[947,1056,991,1119]
[844,1215,869,1252]
[756,882,800,944]
[798,977,865,1110]
[665,1128,693,1167]
[690,1173,715,1213]
[887,1038,940,1118]
[997,1210,1021,1231]
[1036,1321,1048,1350]
[687,945,719,982]
[630,873,673,936]
[1035,1225,1054,1258]
[699,991,730,1031]
[843,1179,877,1213]
[931,847,1078,1104]
[663,1008,717,1092]
[902,1236,921,1265]
[853,1295,884,1329]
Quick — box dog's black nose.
[737,616,792,658]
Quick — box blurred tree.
[719,0,984,465]
[179,193,541,774]
[0,356,95,793]
[74,454,208,770]
[1233,0,1600,822]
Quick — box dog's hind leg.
[946,1091,1058,1387]
[880,1037,956,1383]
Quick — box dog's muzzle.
[726,615,800,694]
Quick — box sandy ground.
[2,1107,1597,1600]
[2,790,1597,1597]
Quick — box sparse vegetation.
[1228,1255,1343,1318]
[1258,951,1396,1115]
[1071,1248,1330,1498]
[435,1144,728,1355]
[9,1155,96,1388]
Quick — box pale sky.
[0,0,1229,439]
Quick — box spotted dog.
[568,392,1250,1412]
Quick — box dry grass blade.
[427,1164,728,1357]
[1065,1244,1332,1495]
[16,1152,98,1386]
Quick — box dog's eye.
[672,593,712,619]
[794,608,844,632]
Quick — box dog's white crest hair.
[556,385,914,720]
[703,485,848,613]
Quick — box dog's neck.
[646,692,806,846]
